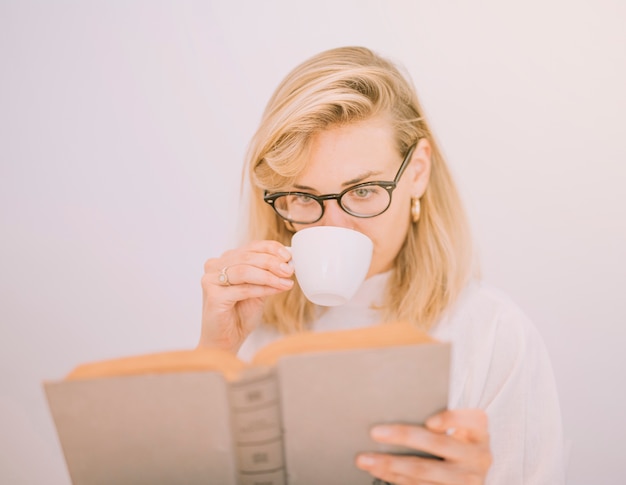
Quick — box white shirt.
[239,273,566,484]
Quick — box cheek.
[354,202,412,274]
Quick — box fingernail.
[279,247,291,259]
[356,454,376,468]
[279,278,294,287]
[371,426,392,439]
[279,262,293,275]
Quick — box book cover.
[44,322,450,484]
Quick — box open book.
[44,322,450,485]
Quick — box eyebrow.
[292,170,384,192]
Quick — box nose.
[319,199,353,227]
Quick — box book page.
[64,348,246,381]
[251,321,434,367]
[45,371,238,485]
[276,343,450,484]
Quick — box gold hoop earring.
[411,197,421,223]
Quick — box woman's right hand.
[198,240,294,353]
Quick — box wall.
[1,1,624,483]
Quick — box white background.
[1,1,624,483]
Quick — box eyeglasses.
[263,142,417,224]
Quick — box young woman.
[199,46,564,484]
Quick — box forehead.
[294,117,400,190]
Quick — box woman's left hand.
[356,409,492,485]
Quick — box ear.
[408,138,432,198]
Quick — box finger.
[369,424,469,462]
[204,241,292,273]
[202,269,293,299]
[370,422,492,467]
[426,409,489,444]
[205,256,293,280]
[356,453,446,485]
[213,263,294,290]
[204,280,288,303]
[204,251,293,288]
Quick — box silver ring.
[218,266,231,286]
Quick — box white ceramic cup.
[288,226,373,306]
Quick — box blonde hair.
[243,46,475,332]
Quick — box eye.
[349,186,381,199]
[290,193,317,205]
[353,188,372,198]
